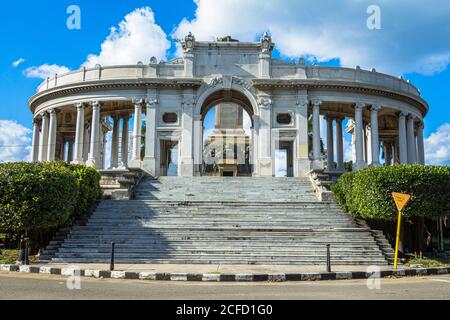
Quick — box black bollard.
[24,237,29,265]
[326,244,331,273]
[110,241,115,271]
[19,237,25,265]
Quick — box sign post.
[392,192,411,269]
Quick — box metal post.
[326,244,331,272]
[24,237,29,265]
[19,236,25,265]
[110,241,115,271]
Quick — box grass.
[0,249,19,264]
[0,249,38,264]
[405,253,450,268]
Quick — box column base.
[143,157,157,176]
[295,158,311,177]
[180,158,194,177]
[86,158,100,169]
[369,161,381,167]
[258,158,273,176]
[310,159,324,170]
[353,161,367,171]
[70,159,85,165]
[128,159,142,169]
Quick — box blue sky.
[0,0,449,164]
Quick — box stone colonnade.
[310,101,425,171]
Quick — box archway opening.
[201,98,253,176]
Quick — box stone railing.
[36,63,420,98]
[305,66,420,96]
[36,63,185,93]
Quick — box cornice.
[251,79,428,116]
[29,78,203,112]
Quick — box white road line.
[430,278,450,284]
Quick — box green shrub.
[333,164,450,220]
[46,162,102,221]
[0,162,78,232]
[0,162,102,234]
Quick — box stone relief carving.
[260,32,273,53]
[208,76,223,87]
[231,77,252,91]
[182,32,195,52]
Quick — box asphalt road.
[0,273,449,300]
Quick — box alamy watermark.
[366,265,381,290]
[367,5,382,30]
[67,5,81,30]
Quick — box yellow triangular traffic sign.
[392,192,411,211]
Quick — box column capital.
[48,108,57,116]
[258,95,273,109]
[296,98,309,108]
[371,103,382,112]
[323,115,335,122]
[354,102,366,110]
[146,98,159,108]
[75,102,85,109]
[397,111,408,118]
[132,98,145,106]
[91,101,101,108]
[407,113,416,121]
[311,99,322,107]
[417,122,424,130]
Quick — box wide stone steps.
[45,176,389,265]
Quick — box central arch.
[194,87,259,176]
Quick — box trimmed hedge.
[332,164,450,220]
[0,162,101,234]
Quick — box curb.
[1,264,449,282]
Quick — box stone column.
[311,99,322,169]
[38,112,49,161]
[416,122,425,164]
[83,125,90,162]
[385,142,392,166]
[31,119,40,162]
[252,114,260,176]
[336,117,344,171]
[258,95,272,176]
[46,109,57,161]
[120,114,130,167]
[73,103,85,163]
[67,140,74,162]
[370,104,381,166]
[130,99,144,167]
[398,112,408,164]
[193,115,202,176]
[406,114,417,164]
[143,96,158,175]
[295,98,309,176]
[110,114,120,168]
[325,116,335,171]
[180,92,195,176]
[87,101,101,168]
[354,102,366,170]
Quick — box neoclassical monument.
[28,33,428,177]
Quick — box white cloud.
[24,64,70,79]
[173,0,450,75]
[0,120,32,162]
[425,123,450,166]
[12,58,25,67]
[82,7,171,67]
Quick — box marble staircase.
[41,176,389,265]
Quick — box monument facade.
[28,33,428,176]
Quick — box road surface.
[0,272,449,300]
